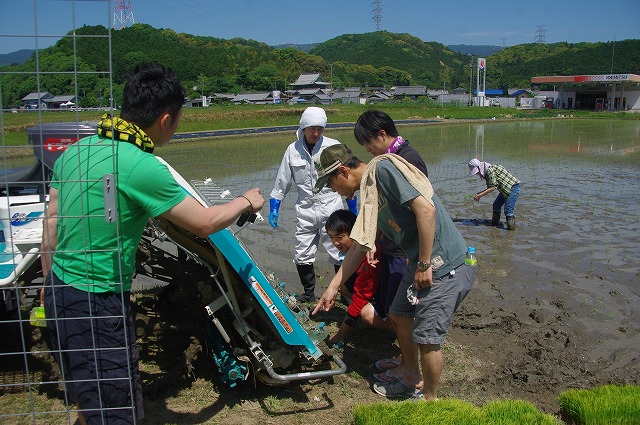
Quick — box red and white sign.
[531,74,640,84]
[478,58,486,70]
[43,137,77,152]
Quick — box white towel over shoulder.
[351,154,434,251]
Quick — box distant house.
[212,93,236,103]
[509,88,533,97]
[474,88,504,97]
[427,89,448,99]
[289,73,330,91]
[332,89,362,104]
[231,92,273,105]
[185,97,207,107]
[310,92,331,105]
[293,88,331,104]
[391,86,426,100]
[367,91,393,104]
[46,95,79,109]
[287,97,310,105]
[21,91,54,109]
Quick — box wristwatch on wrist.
[417,260,431,271]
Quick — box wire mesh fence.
[1,1,128,423]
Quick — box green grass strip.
[558,385,640,425]
[353,398,559,425]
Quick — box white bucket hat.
[468,158,491,177]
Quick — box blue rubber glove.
[346,196,358,216]
[269,198,281,228]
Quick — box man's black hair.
[353,109,399,146]
[325,209,357,235]
[120,63,185,128]
[344,157,362,168]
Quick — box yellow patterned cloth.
[97,114,155,153]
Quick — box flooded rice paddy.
[1,117,638,413]
[159,118,640,377]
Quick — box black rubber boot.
[295,263,316,302]
[491,210,501,226]
[506,215,516,230]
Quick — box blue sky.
[1,0,639,54]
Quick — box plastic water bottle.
[465,246,477,266]
[30,306,46,327]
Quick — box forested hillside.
[447,44,503,57]
[309,31,469,88]
[0,24,331,107]
[1,24,638,108]
[487,40,640,87]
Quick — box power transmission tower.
[372,0,384,31]
[535,25,546,44]
[114,0,135,30]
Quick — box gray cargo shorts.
[389,263,475,345]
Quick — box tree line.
[1,24,638,108]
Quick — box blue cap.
[468,246,475,253]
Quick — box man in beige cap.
[312,144,474,401]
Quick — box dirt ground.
[124,227,639,425]
[132,157,640,424]
[132,192,639,424]
[3,204,640,424]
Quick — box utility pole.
[198,75,206,107]
[468,55,474,106]
[329,63,333,104]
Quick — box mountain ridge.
[1,25,638,107]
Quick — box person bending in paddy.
[311,144,474,401]
[468,158,521,230]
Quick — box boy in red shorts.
[325,209,392,347]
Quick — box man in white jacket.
[269,107,353,302]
